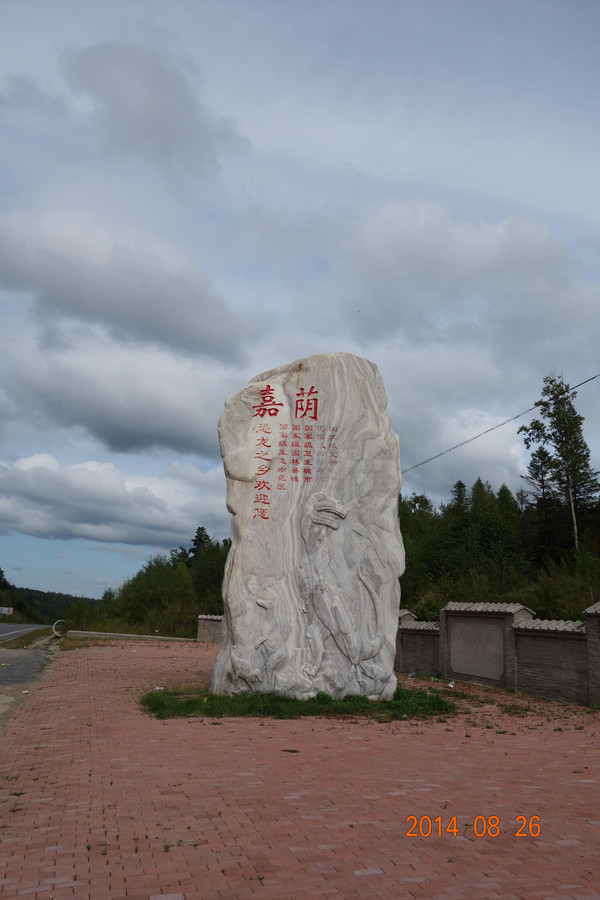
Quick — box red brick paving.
[1,641,599,899]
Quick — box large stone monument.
[210,352,405,700]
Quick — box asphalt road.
[0,623,47,643]
[0,646,50,684]
[0,628,56,727]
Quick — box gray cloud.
[63,41,249,178]
[0,75,65,115]
[310,202,600,366]
[0,454,228,546]
[366,341,529,502]
[5,337,233,456]
[0,210,250,363]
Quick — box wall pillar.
[585,602,600,708]
[395,610,417,670]
[438,609,449,679]
[504,617,518,691]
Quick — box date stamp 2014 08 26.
[405,815,541,838]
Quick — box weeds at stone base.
[140,685,455,722]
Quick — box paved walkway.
[0,640,599,900]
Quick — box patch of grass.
[499,702,532,717]
[1,628,52,649]
[140,684,455,722]
[58,636,121,651]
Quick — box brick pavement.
[0,640,599,900]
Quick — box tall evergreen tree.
[521,446,558,503]
[519,374,600,552]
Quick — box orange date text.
[405,815,541,837]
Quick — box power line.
[403,372,600,474]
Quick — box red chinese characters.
[273,420,339,489]
[252,385,284,418]
[303,423,313,482]
[249,381,333,516]
[328,427,338,466]
[295,386,318,421]
[252,424,273,519]
[277,423,288,492]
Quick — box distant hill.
[0,581,100,624]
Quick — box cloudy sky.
[1,0,599,598]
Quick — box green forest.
[0,526,229,637]
[401,374,600,621]
[61,526,230,638]
[2,375,599,638]
[0,566,91,626]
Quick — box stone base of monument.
[210,352,405,700]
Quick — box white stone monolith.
[210,352,405,699]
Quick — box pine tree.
[519,374,600,552]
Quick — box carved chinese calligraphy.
[252,384,284,418]
[295,385,318,420]
[210,352,405,700]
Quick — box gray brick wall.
[395,602,599,708]
[586,606,600,708]
[197,616,223,643]
[396,630,440,676]
[514,632,588,705]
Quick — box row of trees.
[399,478,600,622]
[401,375,600,620]
[67,527,230,638]
[0,565,89,624]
